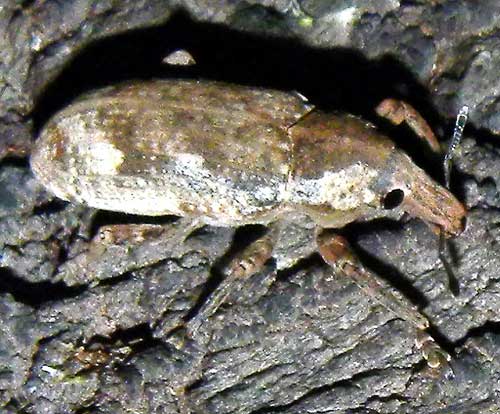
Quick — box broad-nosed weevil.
[31,79,466,374]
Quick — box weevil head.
[289,112,465,236]
[371,150,466,237]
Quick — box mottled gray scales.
[32,80,312,224]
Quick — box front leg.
[316,230,453,375]
[375,98,442,154]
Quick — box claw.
[416,331,454,378]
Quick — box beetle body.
[32,80,464,235]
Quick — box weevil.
[31,79,466,372]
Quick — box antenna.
[440,105,469,296]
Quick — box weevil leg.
[316,231,453,376]
[187,224,280,336]
[376,98,442,154]
[162,216,207,256]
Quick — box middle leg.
[187,224,280,336]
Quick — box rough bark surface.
[1,1,500,413]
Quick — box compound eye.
[383,189,405,209]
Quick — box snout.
[392,154,466,237]
[402,181,466,237]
